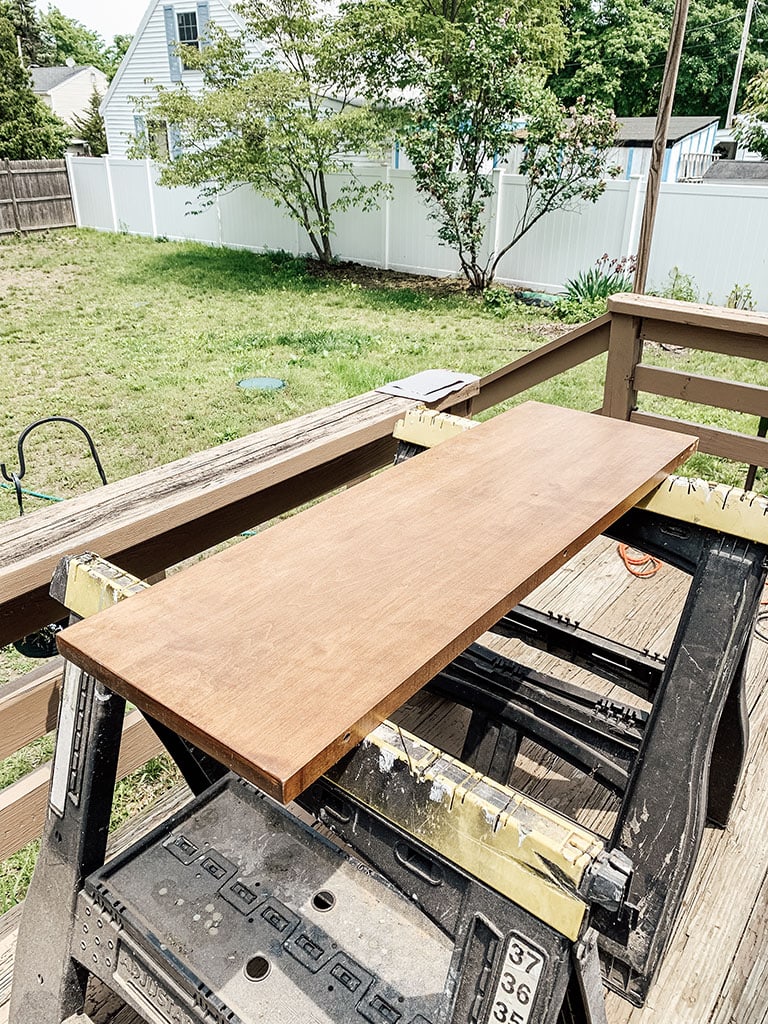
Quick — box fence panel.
[219,185,298,253]
[110,159,154,235]
[493,176,638,292]
[650,183,768,307]
[386,170,458,276]
[152,177,220,243]
[324,168,388,267]
[69,157,768,309]
[0,159,75,235]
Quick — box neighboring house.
[703,160,768,183]
[31,64,108,125]
[609,116,720,183]
[101,0,261,158]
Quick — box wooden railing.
[603,294,768,469]
[2,294,766,868]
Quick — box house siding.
[102,0,258,157]
[38,68,108,126]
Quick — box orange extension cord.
[616,543,662,578]
[616,543,768,641]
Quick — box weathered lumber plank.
[472,315,611,414]
[608,293,768,339]
[602,313,644,419]
[633,365,768,418]
[0,660,62,762]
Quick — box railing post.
[602,309,644,419]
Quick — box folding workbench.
[11,402,766,1024]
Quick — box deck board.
[3,534,768,1023]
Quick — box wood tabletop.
[58,402,697,802]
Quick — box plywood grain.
[58,402,697,803]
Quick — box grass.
[0,230,554,512]
[1,227,766,912]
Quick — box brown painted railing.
[603,294,768,469]
[2,295,766,867]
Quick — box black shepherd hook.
[1,416,108,516]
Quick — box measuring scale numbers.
[488,933,545,1024]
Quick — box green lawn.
[0,229,563,517]
[0,227,766,912]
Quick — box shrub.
[726,283,756,311]
[653,266,698,303]
[563,254,636,303]
[552,296,609,323]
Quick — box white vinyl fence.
[66,155,768,309]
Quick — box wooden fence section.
[603,293,768,469]
[1,296,767,865]
[0,160,75,235]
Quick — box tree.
[71,87,107,155]
[136,0,394,264]
[0,16,69,159]
[37,7,131,80]
[548,0,668,116]
[733,68,768,157]
[38,7,107,70]
[550,0,768,122]
[335,0,619,290]
[104,33,132,78]
[674,0,768,119]
[0,0,43,65]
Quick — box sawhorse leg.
[598,535,766,1003]
[10,660,125,1022]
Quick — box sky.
[34,0,148,42]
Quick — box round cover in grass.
[237,377,286,390]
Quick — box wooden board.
[58,402,696,803]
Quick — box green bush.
[552,296,608,323]
[653,266,698,302]
[563,254,636,303]
[482,286,517,317]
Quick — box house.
[30,64,108,126]
[100,0,261,158]
[703,159,768,183]
[610,116,720,182]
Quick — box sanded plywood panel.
[58,402,697,803]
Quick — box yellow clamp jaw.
[326,720,606,941]
[393,407,478,448]
[637,476,768,544]
[52,552,149,619]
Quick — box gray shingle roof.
[30,65,87,93]
[704,160,768,181]
[617,116,719,147]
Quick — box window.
[147,119,170,161]
[177,11,199,68]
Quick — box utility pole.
[726,0,756,128]
[633,0,690,294]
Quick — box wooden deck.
[2,534,768,1023]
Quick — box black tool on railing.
[2,416,108,657]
